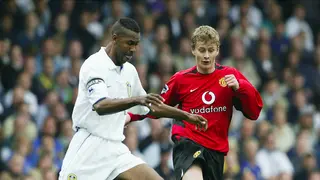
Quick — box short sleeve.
[161,72,180,106]
[80,64,109,106]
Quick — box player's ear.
[191,49,196,56]
[112,34,118,42]
[214,44,220,55]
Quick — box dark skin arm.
[94,93,208,131]
[93,93,164,115]
[125,103,208,131]
[147,103,208,131]
[148,104,190,120]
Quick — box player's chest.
[104,71,134,99]
[179,76,233,107]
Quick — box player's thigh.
[205,149,225,180]
[172,137,205,180]
[182,160,203,180]
[204,149,225,180]
[59,130,116,180]
[59,130,95,178]
[109,143,162,180]
[115,164,163,180]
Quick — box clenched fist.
[225,74,239,91]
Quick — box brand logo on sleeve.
[161,84,169,94]
[88,87,94,94]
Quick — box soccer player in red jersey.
[127,25,263,180]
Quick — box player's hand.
[225,74,239,91]
[185,114,208,131]
[136,93,164,109]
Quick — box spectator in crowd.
[1,45,24,92]
[256,130,294,179]
[286,4,314,52]
[294,153,318,180]
[154,144,175,180]
[0,153,25,179]
[240,138,262,179]
[272,106,295,153]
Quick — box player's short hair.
[191,25,220,50]
[111,17,140,36]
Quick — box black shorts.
[172,136,225,180]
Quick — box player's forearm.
[234,79,263,120]
[93,98,139,115]
[148,104,191,121]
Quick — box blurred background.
[0,0,319,179]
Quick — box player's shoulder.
[177,65,235,75]
[181,66,197,74]
[122,62,139,76]
[123,62,136,71]
[170,66,202,81]
[174,64,238,76]
[81,51,100,67]
[175,66,197,77]
[80,49,106,73]
[215,63,238,73]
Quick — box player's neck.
[197,66,215,74]
[105,43,116,64]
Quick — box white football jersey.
[72,47,149,141]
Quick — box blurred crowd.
[0,0,320,179]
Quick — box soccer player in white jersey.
[59,18,208,180]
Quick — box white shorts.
[59,129,145,180]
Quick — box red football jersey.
[161,64,263,154]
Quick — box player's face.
[192,40,219,73]
[114,31,140,66]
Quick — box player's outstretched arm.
[126,104,208,131]
[148,103,208,131]
[93,93,164,115]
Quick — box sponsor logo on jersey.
[190,91,227,114]
[202,91,215,105]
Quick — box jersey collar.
[100,47,119,70]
